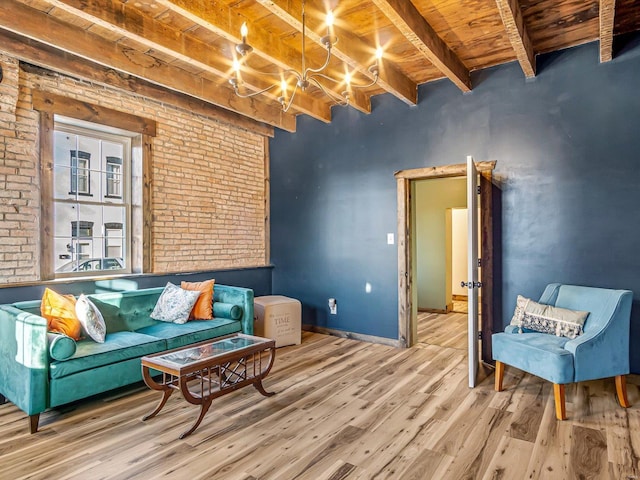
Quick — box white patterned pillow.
[76,294,107,343]
[151,282,201,324]
[510,294,589,338]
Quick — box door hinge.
[478,331,482,340]
[478,258,482,267]
[477,185,481,195]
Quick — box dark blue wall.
[0,267,272,303]
[269,37,640,371]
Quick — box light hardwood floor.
[417,311,468,349]
[1,331,639,479]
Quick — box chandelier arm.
[308,77,348,105]
[232,81,281,98]
[303,46,333,76]
[309,68,378,89]
[282,82,299,113]
[308,73,342,85]
[242,63,303,83]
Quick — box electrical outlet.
[328,298,337,315]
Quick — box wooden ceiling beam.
[599,0,616,62]
[0,0,295,131]
[495,0,536,78]
[40,0,330,123]
[155,0,370,115]
[371,0,471,92]
[254,0,417,106]
[0,30,274,137]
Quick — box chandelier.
[229,0,382,112]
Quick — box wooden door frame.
[395,161,496,364]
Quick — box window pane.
[54,132,77,199]
[53,121,130,277]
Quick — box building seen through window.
[53,119,132,276]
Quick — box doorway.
[394,161,496,377]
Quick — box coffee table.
[141,334,276,439]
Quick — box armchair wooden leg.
[553,384,566,420]
[495,361,504,392]
[615,375,631,408]
[29,414,40,434]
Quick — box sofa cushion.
[86,296,129,333]
[213,302,242,320]
[136,318,241,350]
[47,333,77,361]
[492,332,575,384]
[50,331,166,379]
[41,288,83,341]
[76,294,106,343]
[181,279,215,320]
[150,282,200,324]
[84,288,164,332]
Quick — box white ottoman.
[254,295,302,347]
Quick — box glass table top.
[155,336,265,366]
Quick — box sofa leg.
[495,361,504,392]
[615,375,631,408]
[29,414,40,434]
[553,384,566,420]
[0,394,7,405]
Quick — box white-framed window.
[106,156,122,198]
[70,151,91,195]
[53,119,133,277]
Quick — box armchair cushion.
[493,331,574,384]
[510,295,589,338]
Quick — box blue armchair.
[492,283,633,420]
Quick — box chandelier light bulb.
[233,58,241,72]
[281,79,287,94]
[345,71,351,86]
[241,22,248,40]
[376,46,383,60]
[326,10,334,28]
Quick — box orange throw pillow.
[181,279,215,320]
[41,288,83,340]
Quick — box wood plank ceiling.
[0,0,639,132]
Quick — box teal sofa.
[0,284,254,433]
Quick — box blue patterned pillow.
[151,282,201,324]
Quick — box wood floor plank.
[524,393,573,480]
[480,436,534,480]
[571,425,609,479]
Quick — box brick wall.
[0,55,39,282]
[0,54,268,284]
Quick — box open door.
[395,160,496,356]
[466,155,480,388]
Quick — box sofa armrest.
[214,285,254,335]
[0,305,50,416]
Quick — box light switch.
[387,233,394,245]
